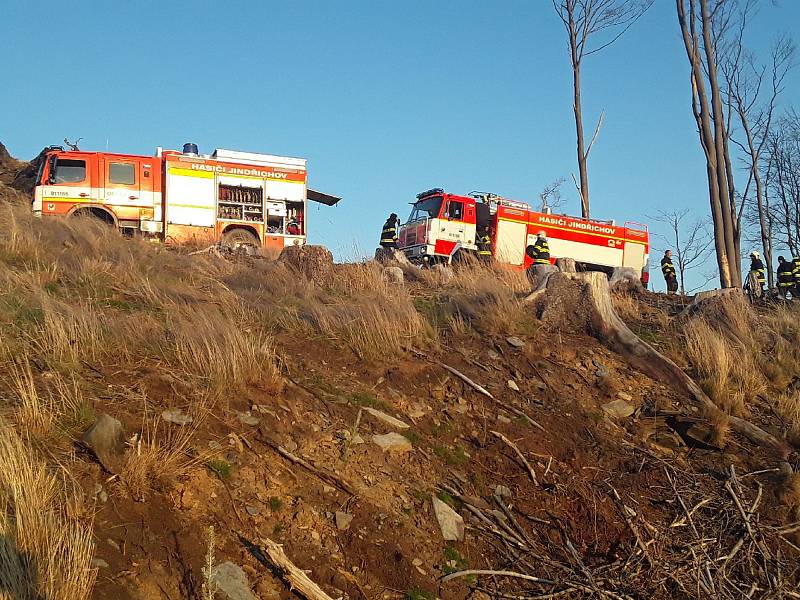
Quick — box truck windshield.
[407,196,442,222]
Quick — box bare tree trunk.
[700,0,740,287]
[676,0,740,289]
[568,16,590,219]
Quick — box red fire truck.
[398,189,650,286]
[31,143,340,250]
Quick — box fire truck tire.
[71,207,115,226]
[222,228,260,250]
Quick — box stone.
[497,414,512,424]
[616,391,633,402]
[593,359,609,378]
[161,408,193,425]
[81,414,125,473]
[506,336,525,348]
[245,505,260,517]
[362,407,409,430]
[431,496,465,541]
[487,349,501,361]
[494,485,512,500]
[372,432,412,454]
[335,511,354,530]
[237,412,260,426]
[91,558,109,569]
[208,440,223,450]
[507,380,520,392]
[337,430,364,445]
[212,562,258,600]
[602,399,635,419]
[383,266,404,284]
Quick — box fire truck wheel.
[221,228,260,250]
[71,207,115,226]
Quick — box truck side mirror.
[47,156,57,184]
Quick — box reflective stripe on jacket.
[661,257,676,277]
[380,222,398,244]
[477,234,492,256]
[750,258,766,284]
[527,239,551,264]
[778,261,795,287]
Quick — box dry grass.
[611,291,642,322]
[168,306,281,395]
[122,413,204,497]
[0,420,96,600]
[683,318,765,415]
[777,391,800,439]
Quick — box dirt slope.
[0,171,799,599]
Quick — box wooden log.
[241,536,335,600]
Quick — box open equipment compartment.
[217,180,264,222]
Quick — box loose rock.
[335,511,354,530]
[161,409,193,426]
[506,336,525,348]
[91,558,109,569]
[212,562,259,600]
[507,380,520,392]
[617,391,633,402]
[431,496,465,541]
[602,399,635,419]
[237,412,260,426]
[363,407,410,430]
[81,414,126,473]
[383,266,404,284]
[372,432,412,454]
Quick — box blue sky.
[2,1,797,290]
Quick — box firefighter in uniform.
[777,256,795,299]
[661,250,678,294]
[379,213,399,249]
[794,255,800,297]
[526,231,551,265]
[476,225,493,263]
[749,251,766,293]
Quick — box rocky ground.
[1,142,799,600]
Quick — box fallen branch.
[440,362,494,399]
[241,535,335,600]
[259,434,356,496]
[491,431,538,486]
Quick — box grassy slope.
[0,199,799,599]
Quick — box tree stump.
[555,257,577,273]
[525,272,789,457]
[278,245,334,282]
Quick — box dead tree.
[765,114,800,256]
[722,8,795,288]
[650,209,714,294]
[539,177,567,212]
[552,0,653,219]
[676,0,745,288]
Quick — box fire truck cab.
[398,188,650,286]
